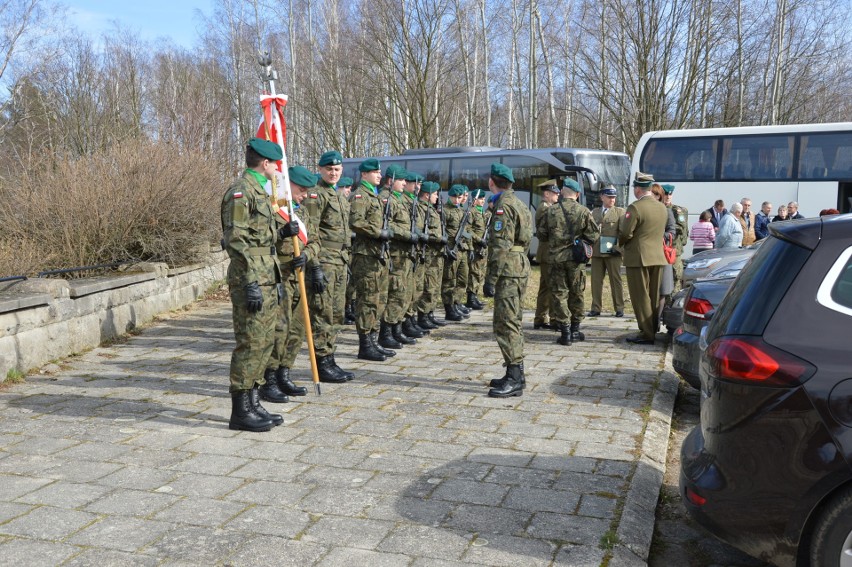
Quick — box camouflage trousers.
[467,251,486,295]
[442,252,469,305]
[414,252,443,314]
[228,283,278,393]
[672,256,684,293]
[590,255,624,313]
[550,261,586,325]
[384,250,413,324]
[268,265,305,370]
[534,260,553,324]
[307,260,347,357]
[352,253,389,334]
[494,275,529,366]
[407,254,426,317]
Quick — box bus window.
[641,137,717,181]
[576,153,631,207]
[721,135,794,180]
[799,133,852,179]
[450,157,493,192]
[501,155,552,211]
[404,158,449,189]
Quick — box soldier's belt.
[321,241,347,250]
[509,246,525,252]
[248,246,276,256]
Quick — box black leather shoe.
[250,385,283,426]
[371,332,396,357]
[317,355,348,383]
[626,336,655,345]
[229,390,273,432]
[259,368,290,403]
[444,304,462,322]
[379,321,403,349]
[357,332,386,361]
[488,364,525,398]
[587,310,601,317]
[428,312,447,327]
[275,367,307,396]
[330,355,354,381]
[615,311,624,317]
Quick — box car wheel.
[809,485,852,567]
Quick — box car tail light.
[685,297,713,319]
[705,336,816,386]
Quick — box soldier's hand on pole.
[278,220,300,239]
[245,282,263,312]
[309,264,328,293]
[291,251,307,270]
[483,282,496,298]
[380,228,394,240]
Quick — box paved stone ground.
[0,299,678,566]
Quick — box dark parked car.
[682,240,763,287]
[680,214,852,567]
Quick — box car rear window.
[706,236,810,339]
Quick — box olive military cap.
[359,158,381,172]
[318,150,343,166]
[248,138,283,161]
[289,166,317,188]
[633,171,654,187]
[490,163,514,183]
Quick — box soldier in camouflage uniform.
[338,176,357,325]
[261,166,318,404]
[483,163,533,398]
[540,179,599,346]
[441,184,471,322]
[402,172,434,332]
[220,138,284,432]
[533,181,560,329]
[466,189,487,310]
[349,159,395,361]
[413,181,448,328]
[301,151,354,384]
[662,184,688,292]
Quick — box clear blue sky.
[65,1,215,48]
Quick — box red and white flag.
[276,207,309,246]
[257,94,291,200]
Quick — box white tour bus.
[631,122,852,252]
[344,146,631,256]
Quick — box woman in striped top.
[689,210,716,253]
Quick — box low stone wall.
[0,252,229,381]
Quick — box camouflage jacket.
[539,198,599,264]
[444,200,471,251]
[349,181,385,258]
[534,202,552,264]
[301,181,350,266]
[486,189,532,284]
[670,203,689,252]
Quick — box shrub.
[0,139,227,276]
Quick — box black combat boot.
[402,316,425,338]
[250,384,283,426]
[428,311,447,327]
[466,291,484,310]
[379,321,403,349]
[456,302,471,317]
[330,355,354,381]
[489,362,524,388]
[393,322,417,344]
[344,301,356,325]
[357,332,386,361]
[488,364,525,398]
[229,390,274,432]
[570,322,586,342]
[371,331,397,357]
[418,312,438,330]
[556,323,572,346]
[316,355,347,383]
[259,368,290,403]
[408,314,430,335]
[444,303,463,322]
[275,367,307,396]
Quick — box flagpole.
[259,53,321,396]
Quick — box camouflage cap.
[248,137,283,161]
[289,165,316,188]
[358,158,381,172]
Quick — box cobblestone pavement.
[0,300,677,566]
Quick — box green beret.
[359,158,381,172]
[490,163,514,183]
[288,166,316,188]
[633,171,654,188]
[563,178,580,192]
[338,176,354,187]
[248,137,283,161]
[470,189,486,199]
[385,164,406,179]
[448,184,468,196]
[318,150,343,166]
[404,172,424,183]
[420,181,440,193]
[662,184,675,194]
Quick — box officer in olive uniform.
[220,138,284,432]
[533,181,559,329]
[540,179,599,345]
[301,151,353,383]
[483,163,533,398]
[619,172,669,345]
[662,184,688,291]
[466,189,487,310]
[589,186,626,317]
[442,184,471,322]
[413,181,448,328]
[349,159,395,361]
[259,166,317,405]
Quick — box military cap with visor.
[248,137,283,161]
[632,171,655,188]
[289,165,317,188]
[318,150,343,166]
[601,186,618,197]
